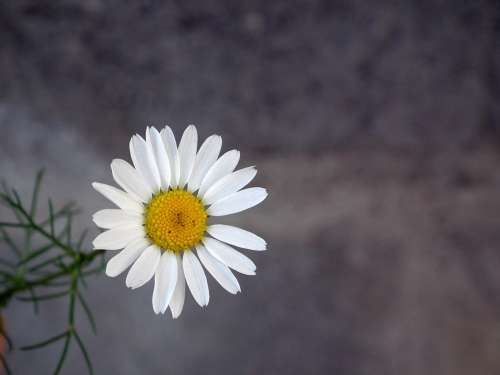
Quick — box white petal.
[92,225,145,250]
[169,254,186,318]
[92,209,142,229]
[183,250,209,307]
[152,251,178,314]
[160,126,178,187]
[202,237,256,275]
[126,245,161,289]
[130,134,161,192]
[203,167,257,205]
[196,244,240,294]
[92,182,143,213]
[207,187,267,216]
[177,125,198,188]
[111,159,153,202]
[207,224,266,251]
[148,127,171,189]
[105,237,149,277]
[187,135,222,192]
[198,150,240,197]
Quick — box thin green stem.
[2,194,74,256]
[0,173,104,374]
[20,331,68,351]
[0,352,12,375]
[27,254,67,273]
[53,334,71,375]
[74,330,93,375]
[77,291,96,334]
[29,170,44,218]
[0,250,104,307]
[0,223,30,228]
[16,290,69,302]
[0,228,21,257]
[28,288,39,314]
[48,199,55,236]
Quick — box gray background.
[2,0,500,374]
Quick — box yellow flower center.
[144,189,208,252]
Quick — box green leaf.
[0,222,30,228]
[68,279,77,324]
[0,181,9,197]
[53,333,71,375]
[0,352,12,375]
[65,212,73,245]
[19,225,72,268]
[28,288,39,314]
[18,243,58,267]
[27,254,67,273]
[41,202,79,229]
[0,324,13,352]
[0,270,15,281]
[48,199,55,236]
[30,169,45,218]
[0,228,21,257]
[73,330,94,375]
[79,271,88,288]
[0,183,25,224]
[0,175,103,375]
[11,190,25,213]
[76,229,88,251]
[17,290,69,302]
[77,291,96,334]
[0,259,14,270]
[21,331,68,351]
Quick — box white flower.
[92,125,268,318]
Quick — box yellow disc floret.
[144,189,208,252]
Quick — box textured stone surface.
[1,1,500,374]
[1,0,500,152]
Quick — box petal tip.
[171,309,181,319]
[260,188,269,200]
[110,158,121,167]
[105,267,118,278]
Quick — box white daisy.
[92,125,268,318]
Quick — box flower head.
[92,125,267,317]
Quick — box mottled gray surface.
[1,1,500,374]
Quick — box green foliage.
[0,170,104,374]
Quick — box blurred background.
[1,0,500,374]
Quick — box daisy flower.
[92,125,267,318]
